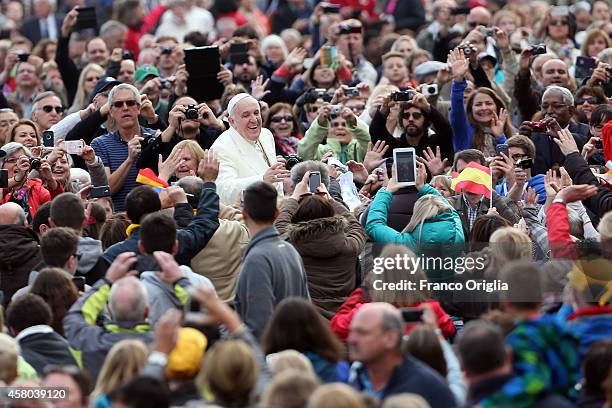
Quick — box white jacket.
[211,126,284,205]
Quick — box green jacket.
[365,184,465,251]
[297,118,370,163]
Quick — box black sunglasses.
[270,115,293,123]
[576,97,599,105]
[112,100,138,108]
[402,111,423,120]
[41,105,64,113]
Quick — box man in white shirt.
[211,93,290,205]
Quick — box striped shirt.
[91,127,156,211]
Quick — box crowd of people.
[0,0,611,406]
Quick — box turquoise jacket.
[365,184,465,251]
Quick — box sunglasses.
[112,100,138,108]
[332,121,347,127]
[41,105,64,113]
[270,115,293,123]
[549,19,569,26]
[402,111,423,120]
[348,104,366,111]
[576,97,599,105]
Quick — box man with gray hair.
[91,83,157,211]
[520,85,588,175]
[211,93,289,205]
[99,20,128,52]
[347,303,455,406]
[63,252,153,381]
[0,202,43,305]
[31,91,64,132]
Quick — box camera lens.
[428,87,435,94]
[29,158,41,171]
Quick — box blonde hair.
[0,333,20,383]
[173,139,205,165]
[382,393,431,408]
[68,63,104,114]
[430,175,453,195]
[367,244,430,306]
[404,194,453,239]
[198,340,259,408]
[390,35,418,55]
[489,227,532,263]
[267,349,315,377]
[307,383,364,408]
[261,369,320,408]
[93,339,149,397]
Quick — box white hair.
[261,35,288,59]
[542,85,574,106]
[109,276,148,322]
[0,142,32,166]
[108,83,142,106]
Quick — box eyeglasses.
[549,19,569,26]
[511,153,530,161]
[402,111,423,120]
[332,121,347,127]
[348,104,366,111]
[4,157,18,164]
[41,105,64,114]
[541,103,567,110]
[86,76,100,82]
[270,115,293,123]
[112,100,138,108]
[576,97,599,105]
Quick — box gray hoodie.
[140,265,215,327]
[77,237,103,275]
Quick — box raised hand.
[197,149,220,182]
[581,136,601,160]
[524,187,537,205]
[105,252,138,283]
[363,140,389,172]
[556,184,598,204]
[553,128,579,156]
[263,162,290,184]
[490,108,507,139]
[544,169,561,197]
[284,47,307,71]
[158,148,182,182]
[421,146,449,176]
[250,75,270,101]
[448,48,469,82]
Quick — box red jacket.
[1,178,56,218]
[330,287,456,341]
[328,0,377,19]
[547,202,577,260]
[124,5,166,61]
[603,120,612,164]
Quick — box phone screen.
[309,172,321,193]
[72,276,86,291]
[495,144,509,158]
[42,131,54,148]
[0,169,8,188]
[395,150,416,184]
[575,56,597,79]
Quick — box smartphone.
[89,185,111,198]
[74,6,97,30]
[308,171,321,193]
[185,46,223,101]
[401,307,424,322]
[320,46,337,67]
[0,169,8,188]
[184,291,208,322]
[230,42,249,65]
[72,276,86,292]
[575,56,597,79]
[63,140,84,155]
[495,144,509,158]
[42,130,54,148]
[393,148,416,187]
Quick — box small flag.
[601,160,612,187]
[136,168,169,189]
[451,162,492,198]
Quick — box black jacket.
[21,14,63,50]
[369,107,454,162]
[387,0,426,31]
[0,225,41,306]
[18,328,77,376]
[529,122,589,175]
[563,151,612,218]
[55,34,79,106]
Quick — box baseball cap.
[478,52,498,66]
[414,61,447,83]
[135,65,160,84]
[165,328,207,379]
[0,148,6,158]
[92,77,121,97]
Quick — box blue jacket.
[450,79,506,152]
[365,184,465,251]
[496,174,547,204]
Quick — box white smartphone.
[393,148,417,187]
[63,140,84,155]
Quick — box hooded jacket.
[16,325,77,376]
[140,265,216,327]
[366,184,465,250]
[0,225,42,305]
[275,198,366,318]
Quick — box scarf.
[274,134,299,156]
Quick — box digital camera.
[185,105,199,120]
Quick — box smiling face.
[587,35,608,58]
[12,124,38,147]
[383,56,408,85]
[52,153,70,183]
[593,0,611,22]
[0,111,18,143]
[329,115,352,144]
[434,179,452,198]
[313,64,335,87]
[547,15,570,42]
[541,59,569,87]
[576,94,600,121]
[229,97,262,142]
[471,92,497,125]
[269,108,294,138]
[264,43,284,65]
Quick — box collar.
[462,194,483,210]
[15,324,54,341]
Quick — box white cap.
[227,93,255,117]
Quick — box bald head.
[541,59,569,87]
[109,276,148,322]
[468,7,492,27]
[0,203,27,226]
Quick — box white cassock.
[211,126,284,205]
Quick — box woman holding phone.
[365,161,464,251]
